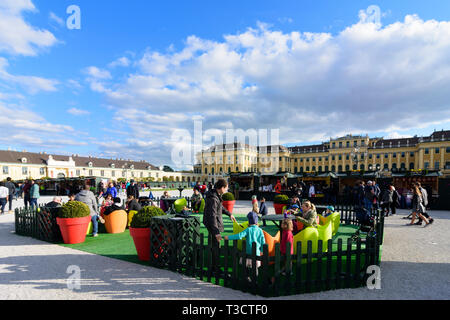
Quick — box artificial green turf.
[59,213,363,266]
[59,213,382,296]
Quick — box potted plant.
[56,201,91,244]
[129,206,166,261]
[222,192,236,213]
[273,194,290,215]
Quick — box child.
[252,195,259,214]
[280,218,294,276]
[323,206,335,218]
[260,197,268,227]
[224,212,266,275]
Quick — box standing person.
[105,182,118,198]
[224,211,265,277]
[280,218,294,276]
[234,181,240,200]
[364,181,375,212]
[414,182,434,225]
[190,188,202,213]
[308,183,316,200]
[5,178,16,214]
[390,185,400,216]
[203,179,237,277]
[408,186,431,227]
[76,184,103,237]
[380,186,393,217]
[126,179,140,200]
[252,195,259,214]
[259,197,268,227]
[29,180,40,210]
[0,183,9,214]
[22,179,31,209]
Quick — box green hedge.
[130,206,166,228]
[58,201,90,218]
[222,192,235,201]
[274,194,290,204]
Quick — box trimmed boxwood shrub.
[130,206,166,229]
[222,192,235,201]
[58,201,90,218]
[274,194,290,204]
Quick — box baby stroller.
[351,206,377,242]
[138,196,153,207]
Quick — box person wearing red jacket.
[280,218,294,276]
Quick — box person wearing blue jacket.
[225,211,265,274]
[105,182,117,198]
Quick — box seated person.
[68,193,76,202]
[323,205,335,218]
[190,188,202,213]
[46,196,62,208]
[101,194,114,207]
[126,195,142,213]
[295,201,318,233]
[286,203,300,216]
[104,197,125,216]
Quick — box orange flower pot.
[57,216,91,244]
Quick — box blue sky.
[1,0,450,169]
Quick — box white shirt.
[0,186,9,198]
[309,185,315,197]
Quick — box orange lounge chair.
[104,210,127,234]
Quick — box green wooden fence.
[15,206,62,243]
[149,206,384,297]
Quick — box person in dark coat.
[259,197,269,227]
[390,186,400,216]
[203,179,237,277]
[126,195,142,213]
[126,179,140,199]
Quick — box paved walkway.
[0,198,449,300]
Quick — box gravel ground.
[0,196,449,300]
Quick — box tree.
[163,166,175,172]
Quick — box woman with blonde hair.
[408,186,431,227]
[296,200,318,232]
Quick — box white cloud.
[108,57,131,68]
[0,57,58,93]
[67,108,91,116]
[0,0,57,56]
[87,13,450,168]
[49,12,64,27]
[84,66,112,80]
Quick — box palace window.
[410,152,415,157]
[435,148,440,154]
[89,170,93,176]
[345,165,350,171]
[435,162,440,169]
[76,170,81,176]
[409,163,415,170]
[3,166,8,174]
[40,168,45,175]
[424,162,430,169]
[425,148,429,154]
[360,164,365,170]
[22,167,28,175]
[393,153,397,158]
[338,165,343,172]
[112,171,115,177]
[346,141,350,148]
[101,170,105,177]
[446,147,450,153]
